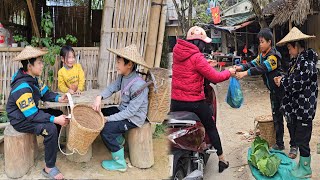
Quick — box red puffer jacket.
[172,39,231,102]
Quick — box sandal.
[288,146,298,159]
[218,161,229,173]
[41,167,63,180]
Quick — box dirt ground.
[0,133,169,179]
[204,75,320,180]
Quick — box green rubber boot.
[291,156,312,178]
[116,135,125,146]
[102,148,127,172]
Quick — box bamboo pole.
[26,0,40,38]
[98,0,114,88]
[144,0,162,68]
[154,0,167,68]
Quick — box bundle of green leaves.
[249,136,281,177]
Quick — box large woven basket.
[67,104,104,155]
[147,68,171,123]
[254,115,276,147]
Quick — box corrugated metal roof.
[221,12,255,26]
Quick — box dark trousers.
[287,119,312,157]
[100,107,137,152]
[270,92,289,147]
[170,100,223,156]
[12,108,62,168]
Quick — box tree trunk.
[250,0,268,28]
[4,125,38,178]
[128,122,154,168]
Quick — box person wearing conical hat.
[92,44,150,172]
[274,27,318,179]
[6,46,69,179]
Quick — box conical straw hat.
[12,46,48,61]
[277,27,315,46]
[107,44,151,68]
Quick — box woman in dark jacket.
[274,27,318,179]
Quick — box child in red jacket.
[171,26,236,173]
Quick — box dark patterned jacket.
[280,49,318,122]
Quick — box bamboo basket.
[67,104,104,155]
[147,68,171,123]
[254,115,276,147]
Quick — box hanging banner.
[211,6,221,25]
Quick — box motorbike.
[165,79,218,180]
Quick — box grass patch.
[153,124,166,139]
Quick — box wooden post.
[26,0,40,38]
[4,125,38,178]
[273,28,276,47]
[144,0,163,68]
[128,122,154,168]
[154,0,167,68]
[97,0,114,88]
[289,17,292,30]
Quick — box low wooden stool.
[128,122,154,168]
[4,125,38,178]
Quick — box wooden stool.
[4,125,38,178]
[128,122,154,168]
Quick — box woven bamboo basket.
[254,115,276,147]
[67,104,104,155]
[147,68,171,123]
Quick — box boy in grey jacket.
[92,45,150,172]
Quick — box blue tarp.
[248,148,309,180]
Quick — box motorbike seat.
[166,111,200,125]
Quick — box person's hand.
[58,94,68,103]
[235,71,248,79]
[233,65,243,72]
[207,59,218,67]
[54,115,70,126]
[74,90,82,96]
[274,76,282,87]
[92,96,102,111]
[228,68,236,77]
[68,88,75,95]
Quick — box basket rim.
[71,104,105,132]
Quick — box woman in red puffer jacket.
[171,26,236,173]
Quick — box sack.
[226,77,243,108]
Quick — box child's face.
[287,43,299,58]
[259,37,272,53]
[29,58,44,76]
[62,52,75,68]
[116,57,133,75]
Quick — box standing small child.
[58,45,85,94]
